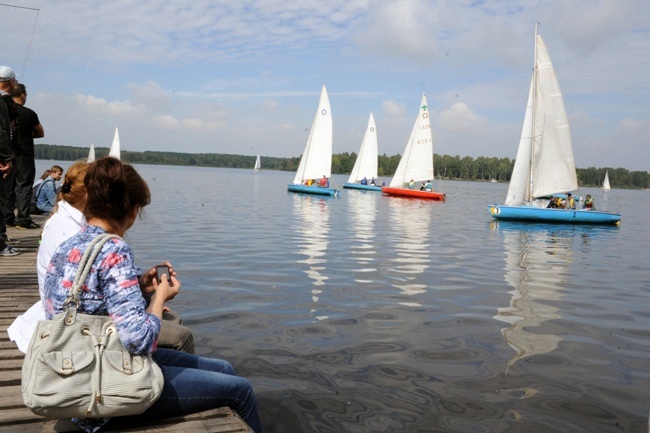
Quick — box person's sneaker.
[0,246,21,256]
[1,233,20,244]
[16,220,40,229]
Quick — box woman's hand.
[146,274,180,319]
[140,262,176,294]
[155,274,180,303]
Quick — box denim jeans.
[120,348,262,432]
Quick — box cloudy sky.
[3,0,649,170]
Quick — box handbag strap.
[63,233,122,309]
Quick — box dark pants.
[0,173,9,245]
[5,154,35,225]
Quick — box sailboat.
[488,26,620,225]
[109,126,121,160]
[382,94,445,200]
[287,84,339,196]
[87,142,95,163]
[254,154,261,171]
[602,170,611,191]
[343,112,381,191]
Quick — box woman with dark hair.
[43,157,261,432]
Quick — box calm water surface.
[39,162,650,432]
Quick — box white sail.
[602,170,611,191]
[87,142,95,163]
[347,112,378,183]
[504,30,577,205]
[292,84,333,185]
[389,94,434,187]
[505,77,534,206]
[531,35,577,197]
[109,127,121,160]
[254,154,261,171]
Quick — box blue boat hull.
[487,205,621,225]
[342,183,382,192]
[288,184,339,196]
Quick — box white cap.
[0,66,16,82]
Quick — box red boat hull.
[382,187,446,201]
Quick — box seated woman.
[9,160,194,355]
[43,157,261,432]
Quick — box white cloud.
[436,102,487,132]
[3,0,649,170]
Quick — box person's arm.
[33,123,44,139]
[0,98,14,176]
[43,180,57,206]
[103,242,164,354]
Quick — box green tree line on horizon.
[34,144,650,189]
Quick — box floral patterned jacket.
[43,225,161,354]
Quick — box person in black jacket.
[6,83,44,229]
[0,66,20,256]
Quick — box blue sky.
[3,0,649,170]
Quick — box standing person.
[32,164,62,216]
[9,83,44,229]
[0,66,19,257]
[43,157,261,432]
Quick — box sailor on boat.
[317,175,329,188]
[564,193,576,209]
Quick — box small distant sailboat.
[109,126,121,160]
[87,142,95,163]
[287,84,339,196]
[487,25,620,225]
[254,154,261,171]
[602,170,611,191]
[343,112,381,191]
[382,94,446,200]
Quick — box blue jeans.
[129,348,262,432]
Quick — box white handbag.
[22,233,164,418]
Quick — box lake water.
[36,161,650,432]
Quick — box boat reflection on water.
[346,190,378,278]
[490,220,574,373]
[291,194,331,321]
[387,198,432,301]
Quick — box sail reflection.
[292,194,331,321]
[491,221,574,372]
[346,191,378,278]
[387,198,432,298]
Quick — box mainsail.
[292,84,333,185]
[347,112,378,183]
[504,31,578,206]
[602,170,611,191]
[109,127,121,160]
[389,94,434,187]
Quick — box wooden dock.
[0,217,253,432]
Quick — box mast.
[527,23,539,204]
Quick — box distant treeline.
[34,144,650,189]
